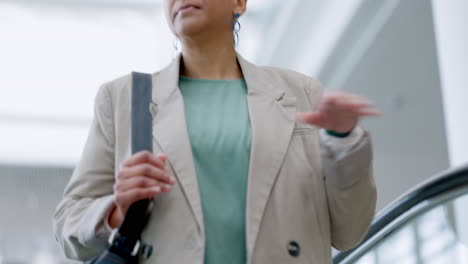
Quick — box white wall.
[432,1,468,167]
[337,0,450,209]
[309,0,450,209]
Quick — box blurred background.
[0,0,467,263]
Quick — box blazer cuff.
[319,126,365,155]
[78,195,115,249]
[320,126,372,189]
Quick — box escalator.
[334,164,468,264]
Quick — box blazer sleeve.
[305,79,377,251]
[53,83,117,261]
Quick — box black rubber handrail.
[333,163,468,263]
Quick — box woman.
[53,0,378,263]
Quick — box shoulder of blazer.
[253,65,324,104]
[100,71,162,107]
[101,72,145,98]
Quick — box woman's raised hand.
[296,91,381,133]
[108,151,176,228]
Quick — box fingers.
[339,102,381,117]
[113,171,173,214]
[357,108,382,117]
[114,151,175,217]
[122,151,167,170]
[322,92,370,109]
[119,163,175,185]
[115,176,174,193]
[296,91,381,130]
[320,92,381,116]
[115,186,162,214]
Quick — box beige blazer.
[53,53,376,264]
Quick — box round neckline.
[179,75,245,82]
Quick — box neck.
[179,32,243,80]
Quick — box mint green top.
[178,76,251,264]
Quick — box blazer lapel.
[237,54,297,257]
[150,55,205,235]
[149,53,297,253]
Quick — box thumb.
[296,112,323,125]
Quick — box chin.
[175,19,207,38]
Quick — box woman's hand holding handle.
[108,151,176,228]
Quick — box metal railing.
[333,163,468,263]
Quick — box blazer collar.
[151,52,286,104]
[150,53,297,258]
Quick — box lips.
[176,4,201,15]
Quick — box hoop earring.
[232,13,241,45]
[172,38,180,59]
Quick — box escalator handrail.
[333,163,468,263]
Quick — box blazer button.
[287,241,300,257]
